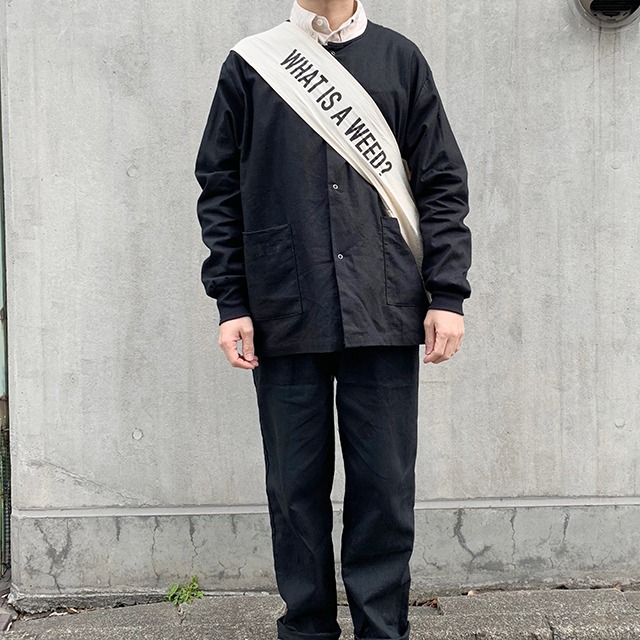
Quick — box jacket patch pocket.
[380,215,427,307]
[242,223,303,321]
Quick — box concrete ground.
[3,588,640,639]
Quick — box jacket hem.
[255,333,425,357]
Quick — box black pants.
[251,345,420,640]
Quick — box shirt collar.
[289,0,368,45]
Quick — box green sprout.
[165,575,204,606]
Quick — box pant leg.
[252,352,342,640]
[335,345,420,640]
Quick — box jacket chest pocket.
[380,215,427,307]
[242,223,303,321]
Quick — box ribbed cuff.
[427,291,465,316]
[217,301,252,325]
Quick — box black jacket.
[195,20,472,357]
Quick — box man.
[194,1,471,638]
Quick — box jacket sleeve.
[402,59,472,316]
[194,54,251,325]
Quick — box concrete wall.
[2,0,640,610]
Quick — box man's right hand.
[218,316,259,370]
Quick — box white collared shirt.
[289,0,368,45]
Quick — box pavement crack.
[453,509,492,571]
[188,516,207,568]
[453,509,472,556]
[561,509,570,545]
[509,508,517,573]
[544,613,558,639]
[150,516,162,583]
[33,519,73,594]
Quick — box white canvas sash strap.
[231,21,423,267]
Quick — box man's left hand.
[423,309,465,364]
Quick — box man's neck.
[295,0,357,31]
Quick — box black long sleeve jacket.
[195,20,472,357]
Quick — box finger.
[424,319,436,359]
[238,353,259,368]
[220,338,239,366]
[219,332,237,365]
[240,327,257,364]
[231,349,256,369]
[436,333,463,363]
[220,334,255,370]
[431,338,456,363]
[424,331,449,363]
[449,330,464,356]
[236,358,257,370]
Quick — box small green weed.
[165,575,204,606]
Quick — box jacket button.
[332,183,339,190]
[337,253,344,260]
[330,51,336,56]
